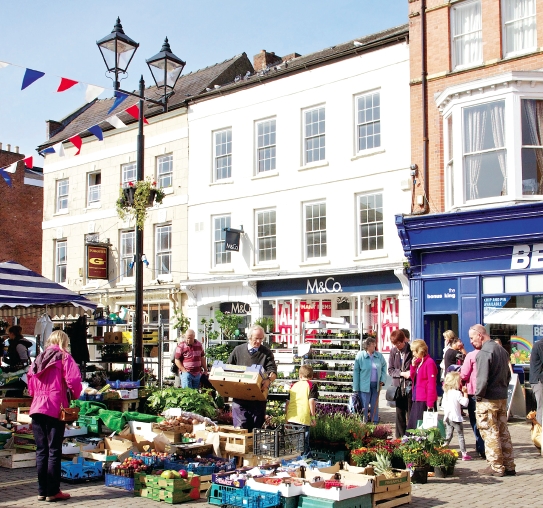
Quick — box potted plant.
[116,178,165,230]
[254,316,275,334]
[429,447,459,478]
[98,343,132,362]
[398,427,443,484]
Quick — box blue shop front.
[396,201,543,361]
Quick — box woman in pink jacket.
[28,331,82,502]
[407,339,438,430]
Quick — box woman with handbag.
[387,329,413,437]
[28,330,82,502]
[407,339,438,430]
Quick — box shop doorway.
[424,314,459,362]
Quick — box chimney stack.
[253,50,283,72]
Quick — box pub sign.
[87,245,108,279]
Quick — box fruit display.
[108,457,151,477]
[153,416,195,434]
[164,454,236,474]
[132,451,169,466]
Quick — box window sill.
[299,160,329,172]
[252,170,279,180]
[54,209,69,216]
[82,280,107,290]
[157,274,173,283]
[210,179,234,186]
[353,251,388,262]
[351,148,385,161]
[252,263,280,271]
[209,267,234,273]
[162,187,174,195]
[86,203,101,210]
[299,258,331,267]
[117,278,135,286]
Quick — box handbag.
[59,353,80,423]
[385,385,402,402]
[422,409,439,429]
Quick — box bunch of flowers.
[351,440,400,467]
[428,447,459,467]
[398,428,444,467]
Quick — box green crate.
[298,495,371,508]
[281,495,300,508]
[77,415,100,434]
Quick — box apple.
[179,469,188,479]
[161,470,174,479]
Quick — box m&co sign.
[87,245,108,279]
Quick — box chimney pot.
[7,144,10,151]
[15,146,19,153]
[0,143,2,150]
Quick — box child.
[442,371,471,460]
[285,365,319,454]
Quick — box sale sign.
[380,296,399,353]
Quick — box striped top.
[174,340,204,374]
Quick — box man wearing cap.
[227,325,277,431]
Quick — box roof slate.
[39,52,253,150]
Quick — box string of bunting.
[0,59,150,187]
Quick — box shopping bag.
[422,410,439,429]
[437,418,446,438]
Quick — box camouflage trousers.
[476,399,515,473]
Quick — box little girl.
[442,371,471,460]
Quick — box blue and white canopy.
[0,261,97,311]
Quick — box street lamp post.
[97,19,185,382]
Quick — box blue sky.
[0,0,407,163]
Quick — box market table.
[104,398,139,413]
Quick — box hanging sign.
[87,245,108,279]
[224,228,241,252]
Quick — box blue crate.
[223,486,281,508]
[61,458,103,480]
[105,474,135,491]
[164,456,236,475]
[108,379,140,389]
[130,451,164,468]
[78,393,104,402]
[209,484,240,506]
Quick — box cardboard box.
[150,346,159,357]
[247,477,304,497]
[105,331,123,344]
[0,398,33,412]
[302,472,373,501]
[209,362,267,401]
[117,389,139,399]
[80,441,129,462]
[129,421,158,441]
[122,331,133,344]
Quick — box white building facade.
[185,26,413,354]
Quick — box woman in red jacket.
[407,339,438,430]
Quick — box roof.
[190,24,409,102]
[38,52,254,150]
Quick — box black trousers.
[232,400,267,431]
[395,394,413,438]
[32,413,65,497]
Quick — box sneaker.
[38,496,46,501]
[478,466,504,477]
[504,470,516,476]
[46,491,71,502]
[478,451,486,460]
[462,453,472,461]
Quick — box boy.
[285,364,319,454]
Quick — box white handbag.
[422,409,439,429]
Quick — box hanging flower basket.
[116,178,165,230]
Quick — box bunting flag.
[87,125,104,141]
[108,92,128,114]
[53,141,65,157]
[23,156,33,168]
[106,115,126,129]
[41,147,55,155]
[69,135,83,155]
[21,68,45,90]
[125,104,149,125]
[57,78,78,92]
[0,61,9,69]
[5,161,19,174]
[0,168,12,187]
[85,84,104,103]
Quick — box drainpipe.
[413,0,430,215]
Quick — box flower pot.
[123,187,136,205]
[433,465,455,478]
[147,189,157,207]
[391,456,406,470]
[411,466,428,484]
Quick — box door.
[424,314,459,363]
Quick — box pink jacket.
[460,350,479,395]
[27,345,82,419]
[410,355,438,407]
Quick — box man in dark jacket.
[4,325,33,372]
[227,325,277,431]
[388,329,413,438]
[471,324,515,477]
[529,339,543,426]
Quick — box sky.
[0,0,407,164]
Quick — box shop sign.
[306,277,342,294]
[511,244,543,270]
[220,302,251,315]
[87,245,108,279]
[424,279,458,312]
[224,229,241,252]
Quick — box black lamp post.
[97,20,184,382]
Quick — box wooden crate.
[0,449,36,469]
[219,432,253,454]
[371,483,411,508]
[372,470,410,494]
[200,474,212,494]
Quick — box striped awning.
[0,261,97,313]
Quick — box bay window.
[521,99,543,195]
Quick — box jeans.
[444,419,467,454]
[32,413,65,497]
[360,382,379,423]
[468,395,485,456]
[180,372,201,389]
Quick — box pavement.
[1,395,542,508]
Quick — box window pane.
[120,231,135,279]
[157,155,173,188]
[257,210,276,262]
[357,92,381,152]
[214,216,231,265]
[156,225,172,275]
[305,107,326,163]
[452,1,482,68]
[305,203,327,259]
[504,0,537,55]
[359,194,384,252]
[215,130,232,180]
[122,163,136,187]
[521,99,543,195]
[257,119,277,173]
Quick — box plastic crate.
[107,379,141,389]
[209,483,240,506]
[164,455,236,475]
[105,474,135,491]
[223,486,281,508]
[253,424,306,458]
[281,457,332,470]
[281,496,300,508]
[61,458,103,480]
[77,415,100,434]
[297,494,371,508]
[130,452,164,468]
[78,393,104,402]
